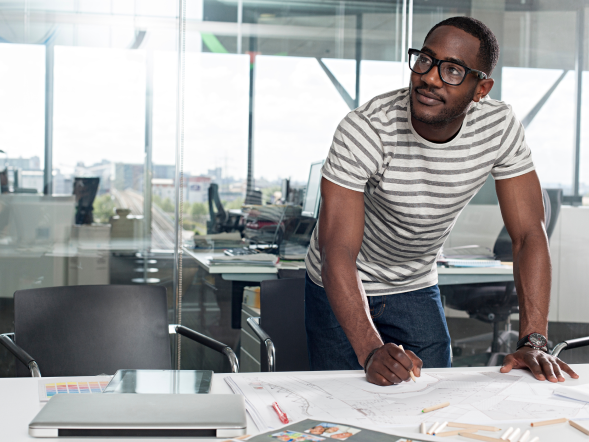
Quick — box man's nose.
[420,64,444,88]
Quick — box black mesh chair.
[0,285,238,377]
[442,189,562,366]
[246,278,308,372]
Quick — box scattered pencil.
[419,422,426,434]
[518,430,530,442]
[570,420,589,436]
[530,417,567,427]
[448,423,501,432]
[459,433,503,442]
[508,428,520,442]
[427,422,440,435]
[436,428,477,437]
[500,427,513,440]
[398,345,417,382]
[435,422,448,434]
[422,401,450,413]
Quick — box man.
[304,16,579,386]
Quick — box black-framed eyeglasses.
[408,49,488,86]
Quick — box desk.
[185,250,514,286]
[2,366,588,441]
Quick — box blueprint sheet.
[225,371,589,431]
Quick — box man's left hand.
[500,346,579,382]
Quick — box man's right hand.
[365,343,423,386]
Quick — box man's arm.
[318,178,422,385]
[496,171,578,382]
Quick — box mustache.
[414,86,445,103]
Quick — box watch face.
[529,333,547,348]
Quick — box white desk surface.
[2,365,588,442]
[185,249,513,276]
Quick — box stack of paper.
[208,254,279,267]
[554,384,589,402]
[194,232,245,249]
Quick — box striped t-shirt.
[305,87,534,296]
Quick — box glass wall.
[1,0,588,376]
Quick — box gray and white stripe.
[305,87,534,295]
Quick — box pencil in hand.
[398,345,417,383]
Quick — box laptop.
[29,394,247,438]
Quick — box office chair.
[0,285,238,377]
[246,278,308,372]
[207,183,243,234]
[442,189,562,366]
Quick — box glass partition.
[1,0,588,377]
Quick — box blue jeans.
[305,273,451,370]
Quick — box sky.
[0,42,588,188]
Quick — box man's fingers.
[380,357,411,383]
[524,353,546,380]
[538,356,557,382]
[385,344,413,371]
[556,358,580,379]
[367,371,392,386]
[406,350,422,377]
[500,354,515,373]
[551,360,565,382]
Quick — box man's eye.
[418,56,430,64]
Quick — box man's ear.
[473,78,495,102]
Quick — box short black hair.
[423,16,499,76]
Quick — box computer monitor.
[301,161,324,218]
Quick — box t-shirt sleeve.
[321,111,384,192]
[491,107,535,180]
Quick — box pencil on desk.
[570,420,589,436]
[435,421,448,433]
[518,429,530,442]
[458,433,504,442]
[509,428,520,441]
[427,421,440,435]
[448,423,501,432]
[398,345,417,382]
[500,427,513,440]
[422,401,450,413]
[436,428,477,437]
[530,417,567,427]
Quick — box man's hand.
[366,343,423,386]
[500,346,579,382]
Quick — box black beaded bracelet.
[363,347,380,373]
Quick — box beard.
[410,82,476,127]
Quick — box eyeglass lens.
[409,52,466,85]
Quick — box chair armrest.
[551,336,589,358]
[172,325,239,373]
[0,333,41,377]
[246,317,276,372]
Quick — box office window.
[0,43,45,191]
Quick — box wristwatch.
[516,333,548,352]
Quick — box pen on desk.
[272,402,289,424]
[422,401,450,413]
[397,345,417,383]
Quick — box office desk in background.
[2,365,589,442]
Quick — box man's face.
[410,26,484,127]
